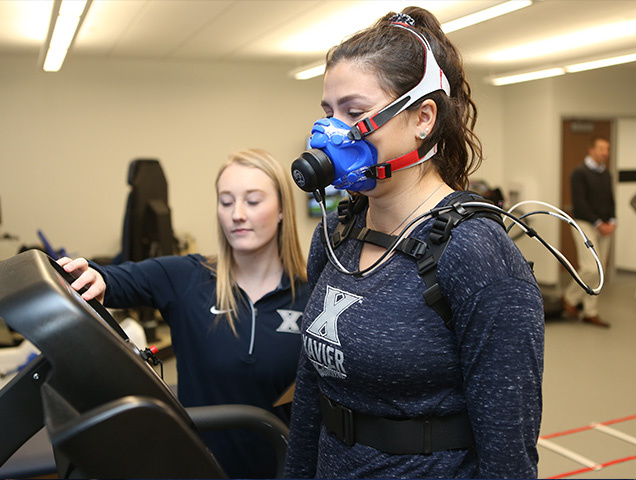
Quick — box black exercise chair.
[117,158,177,341]
[120,158,176,263]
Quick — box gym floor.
[538,269,636,479]
[161,270,636,479]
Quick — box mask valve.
[291,117,378,193]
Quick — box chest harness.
[318,192,507,455]
[318,191,541,456]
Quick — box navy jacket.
[93,254,309,478]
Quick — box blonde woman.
[60,149,308,479]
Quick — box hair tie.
[389,12,415,26]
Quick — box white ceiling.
[1,0,636,78]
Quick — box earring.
[418,131,427,140]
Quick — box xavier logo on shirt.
[306,286,362,346]
[304,286,361,379]
[275,309,302,333]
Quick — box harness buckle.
[429,216,454,244]
[399,237,428,258]
[423,419,433,455]
[417,254,436,276]
[331,220,356,249]
[349,118,375,140]
[342,404,355,446]
[365,162,392,180]
[423,283,444,305]
[324,397,355,446]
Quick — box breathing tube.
[314,191,603,296]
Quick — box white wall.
[615,118,636,272]
[0,55,324,259]
[1,54,635,286]
[499,78,562,284]
[469,70,506,188]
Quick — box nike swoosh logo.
[210,306,230,315]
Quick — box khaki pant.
[564,220,612,318]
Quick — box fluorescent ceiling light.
[489,19,636,62]
[442,0,532,34]
[280,2,451,55]
[565,52,636,73]
[59,0,88,17]
[489,51,636,86]
[489,67,565,86]
[40,0,91,72]
[290,62,326,81]
[289,0,536,80]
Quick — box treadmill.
[0,249,289,478]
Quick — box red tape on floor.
[547,454,636,479]
[541,413,636,440]
[541,414,636,479]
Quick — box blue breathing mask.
[291,117,378,192]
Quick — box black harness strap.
[417,193,504,330]
[330,195,369,249]
[338,227,429,259]
[320,393,474,454]
[418,196,476,330]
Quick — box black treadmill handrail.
[187,404,290,479]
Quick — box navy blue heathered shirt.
[285,193,545,479]
[92,254,309,479]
